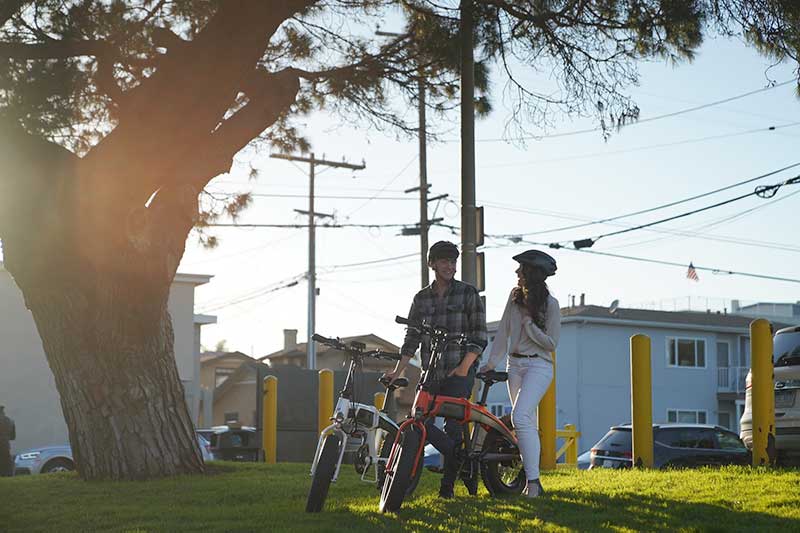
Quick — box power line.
[318,252,419,270]
[470,79,796,143]
[469,122,800,169]
[346,155,418,216]
[198,275,305,312]
[207,222,417,229]
[567,174,800,247]
[604,188,800,253]
[247,193,415,201]
[561,247,800,285]
[488,237,800,284]
[494,161,800,239]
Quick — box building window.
[718,412,731,430]
[667,409,707,424]
[667,338,706,368]
[215,367,235,387]
[489,403,507,417]
[738,336,751,368]
[716,341,730,367]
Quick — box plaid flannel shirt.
[400,279,487,375]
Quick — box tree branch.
[180,68,302,188]
[0,39,115,60]
[0,0,31,27]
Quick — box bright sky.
[180,36,800,357]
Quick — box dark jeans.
[0,445,11,477]
[425,369,475,489]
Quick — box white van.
[739,325,800,465]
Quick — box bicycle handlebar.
[368,350,402,361]
[312,333,337,346]
[313,332,401,360]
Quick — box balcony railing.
[717,366,748,393]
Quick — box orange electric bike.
[379,316,525,512]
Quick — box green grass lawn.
[1,463,799,532]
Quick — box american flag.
[686,262,699,282]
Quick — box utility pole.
[418,75,430,288]
[270,152,366,370]
[377,30,432,289]
[459,0,478,287]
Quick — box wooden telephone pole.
[270,152,366,370]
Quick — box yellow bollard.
[318,369,334,435]
[539,351,557,470]
[751,319,775,466]
[262,376,277,464]
[630,334,653,468]
[374,391,386,411]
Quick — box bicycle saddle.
[379,376,409,388]
[477,370,508,383]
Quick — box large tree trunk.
[23,275,204,480]
[0,3,305,481]
[1,132,206,479]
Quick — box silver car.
[14,444,74,475]
[14,434,214,475]
[740,325,800,465]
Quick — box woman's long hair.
[512,264,549,331]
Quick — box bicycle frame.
[311,395,398,483]
[308,336,403,484]
[386,317,518,478]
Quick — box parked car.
[14,444,74,475]
[576,450,592,470]
[740,325,800,465]
[589,423,750,469]
[14,434,214,475]
[423,443,443,472]
[198,423,260,461]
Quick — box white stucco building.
[0,263,214,452]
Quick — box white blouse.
[487,290,561,367]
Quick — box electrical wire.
[470,79,797,143]
[469,122,800,169]
[244,193,415,200]
[207,222,417,229]
[346,155,418,217]
[198,274,305,312]
[566,174,800,247]
[604,188,800,252]
[561,247,800,285]
[489,161,800,239]
[318,252,419,270]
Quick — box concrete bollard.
[630,334,653,468]
[539,351,557,470]
[262,376,277,464]
[318,369,334,435]
[750,319,776,466]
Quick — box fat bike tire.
[377,430,423,497]
[378,426,422,513]
[480,429,525,497]
[305,434,341,512]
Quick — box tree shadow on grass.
[334,484,800,532]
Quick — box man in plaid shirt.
[383,240,487,498]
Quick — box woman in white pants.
[481,249,560,498]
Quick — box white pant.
[507,356,553,481]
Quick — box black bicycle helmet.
[512,249,557,277]
[428,241,459,262]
